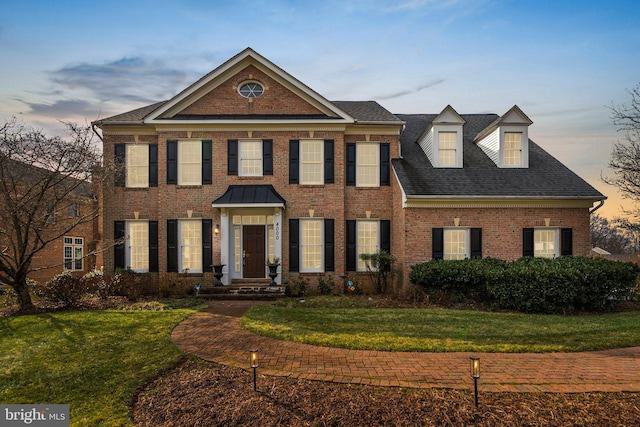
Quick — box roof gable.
[144,48,354,125]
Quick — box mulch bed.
[132,358,640,427]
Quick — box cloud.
[49,56,193,104]
[23,99,96,117]
[375,78,445,100]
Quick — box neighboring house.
[93,48,605,293]
[0,161,102,285]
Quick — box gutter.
[589,199,605,215]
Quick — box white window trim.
[63,236,83,271]
[126,143,149,188]
[443,228,470,260]
[437,131,458,168]
[356,219,380,271]
[499,128,528,168]
[125,221,149,273]
[534,227,560,259]
[300,139,324,185]
[356,143,380,187]
[178,219,203,273]
[300,219,324,273]
[178,140,202,186]
[239,139,263,177]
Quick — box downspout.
[589,199,605,215]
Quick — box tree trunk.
[13,278,35,313]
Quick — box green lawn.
[0,302,199,426]
[241,296,640,353]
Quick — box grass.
[240,296,640,353]
[0,300,200,426]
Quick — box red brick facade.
[95,49,601,295]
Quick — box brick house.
[93,48,604,293]
[0,161,101,285]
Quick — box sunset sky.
[1,0,639,218]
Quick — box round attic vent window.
[238,82,264,98]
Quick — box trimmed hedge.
[409,257,640,314]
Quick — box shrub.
[110,269,145,302]
[359,250,396,294]
[409,258,506,303]
[317,275,335,295]
[410,257,640,314]
[287,275,309,297]
[35,272,89,308]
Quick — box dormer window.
[474,105,532,169]
[418,105,465,168]
[503,132,522,166]
[438,132,457,166]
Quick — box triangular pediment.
[144,48,354,124]
[433,105,466,125]
[500,105,533,126]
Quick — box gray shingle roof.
[332,101,403,123]
[392,114,605,199]
[93,101,166,125]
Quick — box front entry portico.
[212,185,286,285]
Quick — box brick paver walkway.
[172,301,640,392]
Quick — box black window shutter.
[346,143,356,186]
[263,139,273,175]
[561,228,573,256]
[166,140,177,185]
[523,228,534,257]
[149,144,158,187]
[289,219,299,272]
[381,220,391,254]
[324,219,335,272]
[346,220,357,271]
[432,228,444,260]
[227,140,238,175]
[167,219,178,272]
[380,143,390,186]
[324,139,334,184]
[202,140,212,185]
[470,228,482,259]
[289,140,299,184]
[114,144,125,187]
[202,219,213,272]
[149,221,158,272]
[114,221,125,270]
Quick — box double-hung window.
[166,140,212,185]
[301,219,323,272]
[179,220,202,273]
[63,237,83,271]
[534,229,556,258]
[523,228,573,258]
[300,140,323,184]
[179,140,202,185]
[504,132,522,166]
[432,228,482,260]
[114,143,158,188]
[438,132,457,167]
[356,144,379,187]
[357,220,379,270]
[240,140,263,176]
[289,139,334,185]
[127,144,149,187]
[346,142,390,187]
[444,229,468,260]
[127,222,149,272]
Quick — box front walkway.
[171,301,640,392]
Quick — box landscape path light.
[250,348,259,391]
[470,355,480,408]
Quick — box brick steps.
[196,282,286,300]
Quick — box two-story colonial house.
[93,48,605,293]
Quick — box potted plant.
[266,256,280,286]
